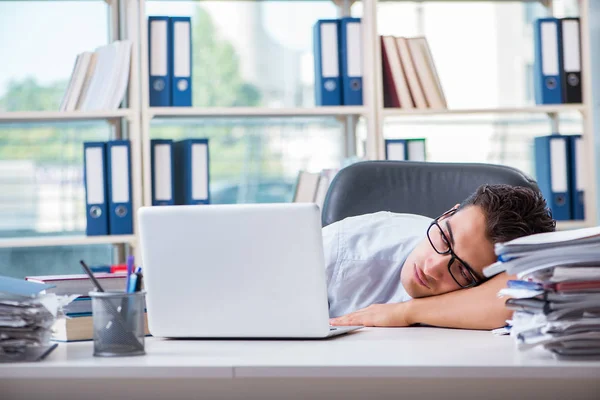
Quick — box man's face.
[400,205,497,298]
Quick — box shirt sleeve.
[321,220,341,288]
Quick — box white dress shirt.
[322,212,432,317]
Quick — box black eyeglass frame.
[426,209,481,289]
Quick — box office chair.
[321,160,540,227]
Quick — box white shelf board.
[556,220,595,231]
[148,106,367,119]
[0,110,134,123]
[382,104,586,118]
[0,235,136,249]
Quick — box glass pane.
[377,1,580,109]
[146,1,362,107]
[383,112,583,177]
[150,117,347,203]
[0,1,109,111]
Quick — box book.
[52,313,150,342]
[25,273,127,295]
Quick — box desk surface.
[3,327,600,380]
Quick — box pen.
[125,255,135,291]
[80,260,105,292]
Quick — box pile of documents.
[0,276,67,362]
[484,226,600,358]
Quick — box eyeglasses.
[426,209,480,289]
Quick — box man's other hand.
[329,303,411,327]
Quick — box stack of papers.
[483,226,600,358]
[0,276,65,362]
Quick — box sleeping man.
[326,184,556,330]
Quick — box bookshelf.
[0,0,598,257]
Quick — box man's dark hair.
[458,184,556,244]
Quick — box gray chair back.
[322,160,540,227]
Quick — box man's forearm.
[405,273,514,330]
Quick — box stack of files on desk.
[83,140,134,235]
[483,226,600,358]
[59,40,133,111]
[26,273,127,296]
[534,17,582,105]
[0,276,61,362]
[52,313,150,342]
[380,35,446,110]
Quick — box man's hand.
[329,302,412,327]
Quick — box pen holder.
[89,291,146,357]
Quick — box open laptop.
[138,203,362,339]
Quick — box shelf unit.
[1,0,598,254]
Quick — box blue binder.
[314,19,342,106]
[534,135,571,220]
[148,16,171,107]
[174,139,210,205]
[83,142,109,236]
[385,139,407,161]
[340,17,363,106]
[169,16,192,107]
[151,139,175,206]
[106,140,134,234]
[568,134,584,220]
[534,18,563,105]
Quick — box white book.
[64,52,93,111]
[107,40,132,109]
[408,37,446,110]
[75,52,98,111]
[293,171,321,203]
[80,43,118,111]
[59,54,82,112]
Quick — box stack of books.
[484,226,600,358]
[59,40,132,112]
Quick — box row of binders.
[381,36,446,110]
[534,17,582,105]
[384,138,426,161]
[84,141,134,236]
[534,134,583,221]
[148,16,193,107]
[60,40,132,112]
[150,139,210,206]
[314,18,363,106]
[485,227,600,358]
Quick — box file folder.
[148,16,171,107]
[534,135,571,220]
[106,140,134,234]
[568,134,584,220]
[151,139,175,206]
[385,139,407,161]
[340,17,363,106]
[534,18,563,105]
[314,19,342,106]
[174,139,210,205]
[83,142,109,236]
[406,138,426,161]
[169,16,192,107]
[560,18,582,104]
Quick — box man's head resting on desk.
[401,184,556,298]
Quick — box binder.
[148,16,171,107]
[83,142,109,236]
[560,18,582,104]
[568,134,584,220]
[174,139,210,205]
[151,139,175,206]
[106,140,134,234]
[406,138,426,161]
[534,18,563,105]
[339,17,363,106]
[384,139,407,161]
[313,19,342,106]
[169,16,192,107]
[534,135,571,220]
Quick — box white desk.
[2,327,599,400]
